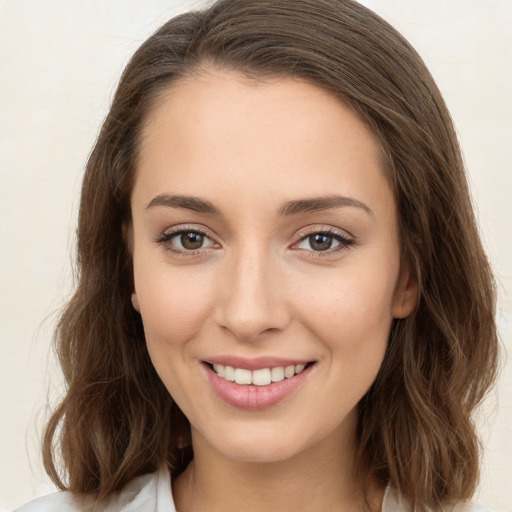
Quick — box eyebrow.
[277,195,373,217]
[145,194,372,217]
[146,194,221,215]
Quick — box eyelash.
[292,228,355,257]
[155,226,355,258]
[155,226,218,258]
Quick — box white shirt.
[13,465,492,512]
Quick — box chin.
[215,434,308,464]
[194,417,342,465]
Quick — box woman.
[15,0,498,511]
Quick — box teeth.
[271,366,285,382]
[224,366,235,381]
[213,364,225,377]
[234,368,252,385]
[295,364,306,373]
[284,365,295,378]
[252,368,272,386]
[212,363,309,386]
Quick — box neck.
[172,422,384,512]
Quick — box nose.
[214,244,291,342]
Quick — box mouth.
[202,359,316,410]
[206,361,314,386]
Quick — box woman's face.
[130,69,416,464]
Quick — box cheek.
[133,260,216,349]
[294,260,398,356]
[299,271,395,409]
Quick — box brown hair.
[43,1,499,509]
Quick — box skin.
[130,69,417,512]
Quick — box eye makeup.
[154,223,356,260]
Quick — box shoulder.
[383,485,495,512]
[454,504,495,512]
[12,465,175,512]
[12,491,81,512]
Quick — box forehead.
[134,69,392,218]
[140,68,383,156]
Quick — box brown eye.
[180,232,205,250]
[157,228,217,253]
[308,234,334,251]
[294,229,353,254]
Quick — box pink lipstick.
[202,358,315,410]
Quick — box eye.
[294,229,354,254]
[297,233,339,252]
[156,228,217,253]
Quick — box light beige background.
[1,1,510,510]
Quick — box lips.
[203,357,315,410]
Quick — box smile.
[204,359,316,410]
[212,363,307,386]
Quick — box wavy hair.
[43,1,499,509]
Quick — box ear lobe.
[392,261,419,319]
[131,292,141,313]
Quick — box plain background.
[1,1,511,510]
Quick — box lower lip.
[203,363,314,410]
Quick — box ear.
[131,292,141,313]
[392,259,419,319]
[122,222,133,255]
[123,223,139,313]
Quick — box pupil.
[181,232,203,250]
[310,234,332,251]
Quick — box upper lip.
[203,355,314,371]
